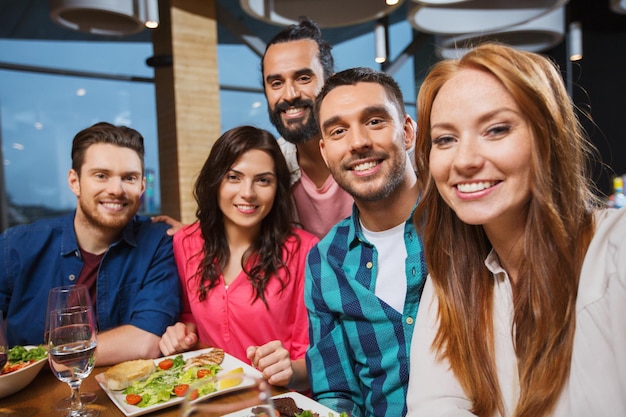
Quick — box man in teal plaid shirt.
[305,67,427,416]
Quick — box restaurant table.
[1,365,288,417]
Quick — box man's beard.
[269,98,320,145]
[77,198,136,232]
[331,150,407,203]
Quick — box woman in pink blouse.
[159,126,318,391]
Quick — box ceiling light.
[435,6,565,59]
[375,21,387,64]
[48,0,159,36]
[568,21,583,61]
[408,0,567,35]
[240,0,404,28]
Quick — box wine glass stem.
[69,381,84,413]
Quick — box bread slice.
[104,359,156,391]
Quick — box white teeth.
[285,108,304,115]
[102,203,123,209]
[236,205,256,211]
[353,161,377,172]
[456,181,496,193]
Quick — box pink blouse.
[173,224,319,364]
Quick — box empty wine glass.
[0,311,7,374]
[180,373,276,417]
[47,285,99,417]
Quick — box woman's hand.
[246,341,309,391]
[246,340,293,387]
[159,322,198,356]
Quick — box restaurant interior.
[0,0,625,231]
[1,2,626,415]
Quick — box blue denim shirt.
[0,212,181,346]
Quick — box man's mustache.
[274,98,314,113]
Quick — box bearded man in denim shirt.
[0,122,180,366]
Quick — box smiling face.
[218,149,277,237]
[318,82,414,203]
[69,143,144,232]
[429,68,533,235]
[263,39,325,144]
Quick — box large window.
[0,40,159,228]
[0,18,419,229]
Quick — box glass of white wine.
[44,295,98,411]
[46,285,99,417]
[180,373,276,417]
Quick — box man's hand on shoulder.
[151,215,185,236]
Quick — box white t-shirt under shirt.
[361,221,408,314]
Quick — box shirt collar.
[60,211,139,256]
[484,248,508,282]
[347,203,418,249]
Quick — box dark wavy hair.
[189,125,297,307]
[314,66,406,126]
[262,16,334,82]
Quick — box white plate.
[225,391,340,417]
[0,345,48,398]
[96,348,262,417]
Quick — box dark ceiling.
[0,0,624,49]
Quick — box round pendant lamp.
[240,0,404,28]
[408,0,568,35]
[49,0,159,36]
[434,5,565,58]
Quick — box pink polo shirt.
[292,169,353,239]
[173,225,319,364]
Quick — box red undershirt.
[77,249,104,313]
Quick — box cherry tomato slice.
[158,359,174,370]
[173,384,190,397]
[188,388,199,401]
[197,368,212,379]
[125,394,142,405]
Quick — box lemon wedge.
[219,367,244,389]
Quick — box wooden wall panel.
[152,0,221,224]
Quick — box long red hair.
[413,43,600,416]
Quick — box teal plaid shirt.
[305,205,427,417]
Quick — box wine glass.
[46,285,99,417]
[45,293,98,411]
[180,373,276,417]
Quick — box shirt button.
[366,261,373,269]
[406,317,414,325]
[411,267,416,276]
[68,274,76,281]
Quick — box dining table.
[0,364,289,417]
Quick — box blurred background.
[0,0,624,228]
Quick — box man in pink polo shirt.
[260,17,353,238]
